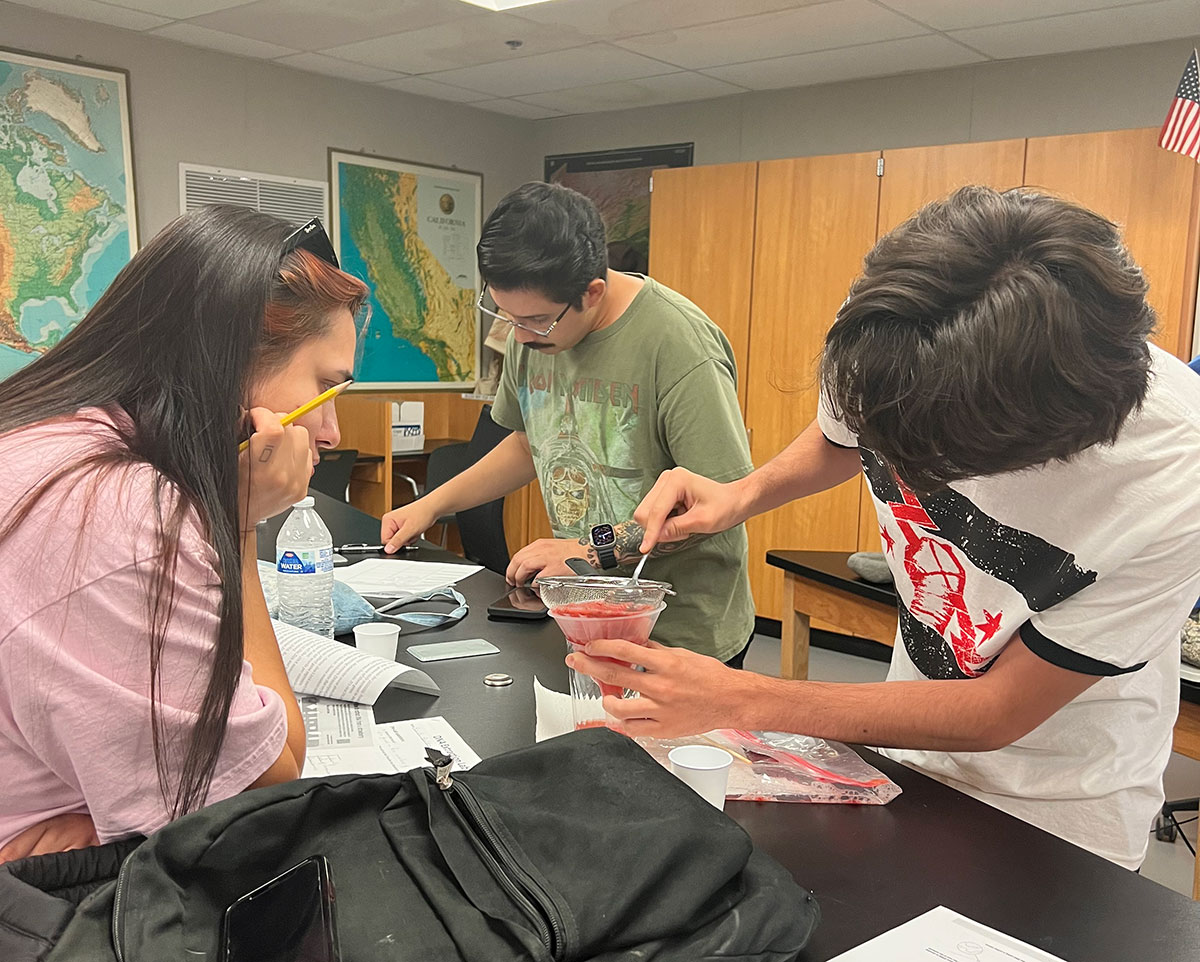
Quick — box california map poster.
[0,48,137,382]
[330,149,481,390]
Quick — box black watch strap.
[593,543,618,570]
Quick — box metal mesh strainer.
[535,575,674,610]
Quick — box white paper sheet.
[829,906,1067,962]
[334,558,482,598]
[376,717,481,773]
[300,710,480,779]
[299,696,386,777]
[274,619,439,704]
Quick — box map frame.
[0,46,139,377]
[328,148,482,392]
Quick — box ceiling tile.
[519,70,746,113]
[876,0,1168,32]
[949,0,1200,60]
[378,75,492,103]
[505,0,825,42]
[4,0,170,29]
[423,43,669,98]
[471,98,564,119]
[148,22,300,58]
[190,0,474,51]
[106,0,254,15]
[703,33,983,90]
[615,0,929,69]
[273,52,405,83]
[319,12,589,75]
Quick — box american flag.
[1159,49,1200,161]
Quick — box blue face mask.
[373,586,468,633]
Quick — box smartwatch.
[589,523,619,570]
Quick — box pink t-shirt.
[0,409,286,846]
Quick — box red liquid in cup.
[553,601,660,699]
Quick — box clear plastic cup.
[552,602,665,731]
[539,576,672,732]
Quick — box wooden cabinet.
[1025,127,1200,360]
[649,162,758,414]
[744,153,882,620]
[647,129,1199,626]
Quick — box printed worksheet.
[274,619,439,704]
[299,704,480,779]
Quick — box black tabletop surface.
[766,550,899,606]
[261,492,1200,962]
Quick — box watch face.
[590,523,616,547]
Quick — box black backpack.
[3,728,819,961]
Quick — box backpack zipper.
[424,764,566,960]
[111,852,132,962]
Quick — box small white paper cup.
[668,745,733,810]
[353,622,400,661]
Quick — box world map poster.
[330,150,481,390]
[0,49,137,382]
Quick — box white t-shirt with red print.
[818,344,1200,869]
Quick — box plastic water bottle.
[275,496,335,637]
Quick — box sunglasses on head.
[372,586,469,633]
[282,217,339,270]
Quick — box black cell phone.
[487,584,549,621]
[219,855,340,962]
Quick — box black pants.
[724,632,756,670]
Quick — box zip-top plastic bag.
[639,729,902,805]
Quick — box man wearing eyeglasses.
[381,182,756,666]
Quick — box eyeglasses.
[477,284,570,337]
[282,217,339,270]
[372,586,468,632]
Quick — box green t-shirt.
[491,276,755,661]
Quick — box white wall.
[1,1,538,239]
[532,35,1200,165]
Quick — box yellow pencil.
[238,379,353,452]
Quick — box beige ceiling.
[8,0,1199,118]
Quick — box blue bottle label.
[277,547,333,575]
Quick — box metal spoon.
[629,552,649,585]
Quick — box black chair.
[425,441,471,548]
[423,406,512,576]
[456,405,512,576]
[310,448,358,502]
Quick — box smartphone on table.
[219,855,340,962]
[487,584,549,621]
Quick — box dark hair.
[0,205,366,817]
[820,186,1155,493]
[477,181,608,309]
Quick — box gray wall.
[1,1,537,239]
[532,35,1200,165]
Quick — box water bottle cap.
[292,496,315,509]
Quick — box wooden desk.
[767,550,899,680]
[259,496,1200,956]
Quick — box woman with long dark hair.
[0,205,367,859]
